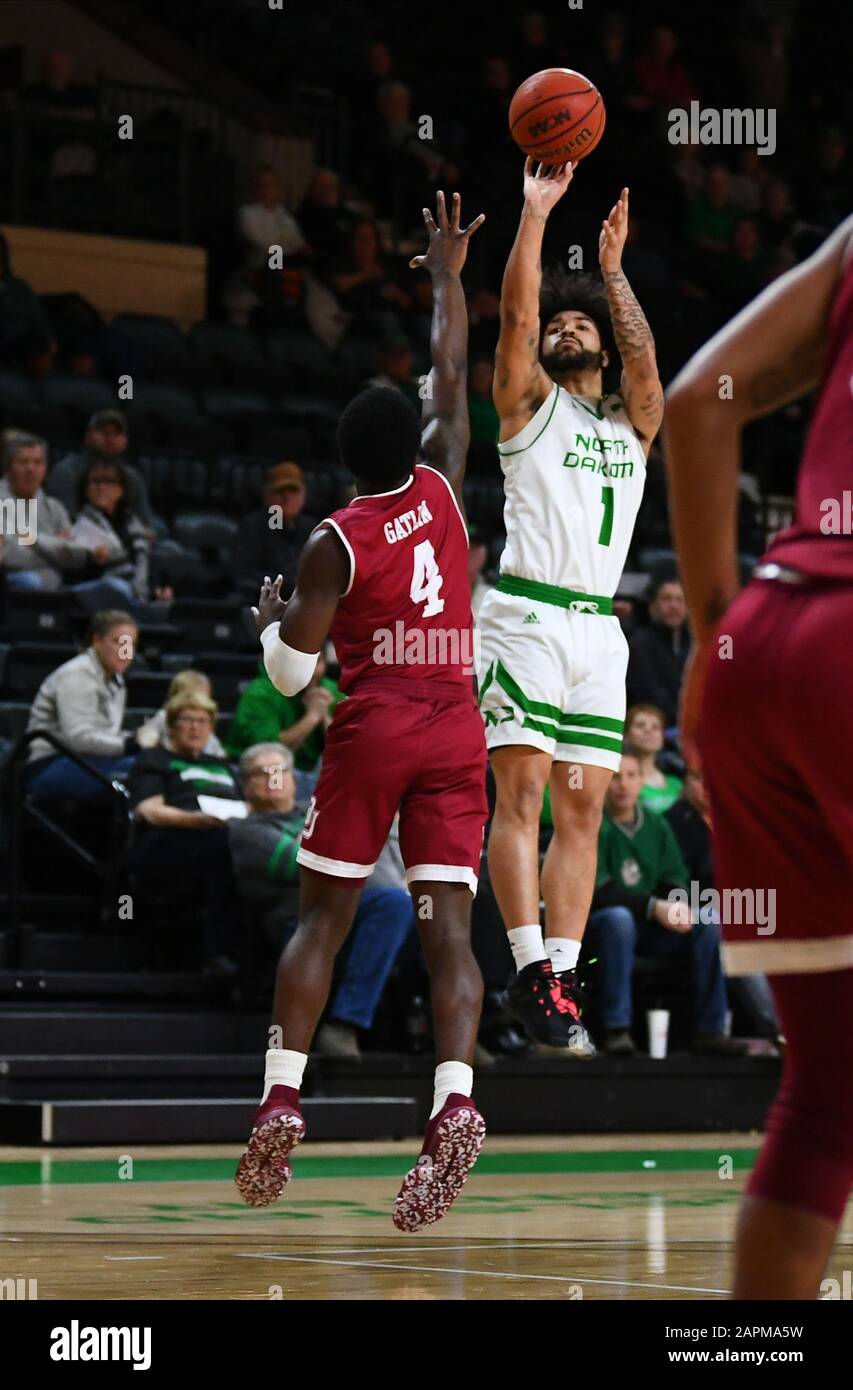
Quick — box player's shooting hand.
[522,157,575,215]
[599,187,630,273]
[252,574,287,636]
[408,191,485,276]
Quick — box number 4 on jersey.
[410,538,445,616]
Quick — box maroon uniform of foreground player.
[235,193,489,1232]
[298,463,484,888]
[666,213,853,1299]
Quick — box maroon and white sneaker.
[234,1084,305,1207]
[392,1093,486,1233]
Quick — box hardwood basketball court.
[3,1132,851,1299]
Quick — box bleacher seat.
[0,590,75,643]
[247,424,313,459]
[194,651,260,705]
[135,452,211,512]
[6,402,74,445]
[201,387,272,427]
[190,322,271,389]
[40,376,118,431]
[266,329,334,389]
[212,454,267,510]
[0,701,34,744]
[0,369,38,415]
[2,641,77,699]
[131,384,203,426]
[169,598,253,651]
[110,313,199,385]
[171,511,240,558]
[164,416,235,458]
[125,670,174,707]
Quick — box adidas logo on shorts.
[523,612,540,624]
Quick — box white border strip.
[723,933,853,976]
[296,846,375,878]
[405,863,477,893]
[418,464,469,548]
[313,519,356,596]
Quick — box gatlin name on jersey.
[383,499,433,545]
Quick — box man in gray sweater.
[24,609,140,798]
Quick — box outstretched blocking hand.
[599,187,630,273]
[252,573,287,636]
[522,156,575,216]
[409,191,485,276]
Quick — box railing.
[6,731,133,966]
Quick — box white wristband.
[259,622,319,696]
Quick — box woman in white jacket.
[70,458,163,611]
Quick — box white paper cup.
[647,1009,670,1059]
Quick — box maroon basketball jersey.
[316,464,474,694]
[766,249,853,578]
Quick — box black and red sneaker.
[505,959,581,1047]
[234,1084,305,1207]
[553,968,597,1058]
[392,1093,486,1233]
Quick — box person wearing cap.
[46,409,157,533]
[234,461,315,602]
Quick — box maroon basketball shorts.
[296,678,489,893]
[700,575,853,977]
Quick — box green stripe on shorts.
[494,661,624,735]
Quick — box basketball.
[508,67,606,164]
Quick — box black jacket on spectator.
[665,798,714,891]
[627,620,692,727]
[129,747,243,819]
[234,510,316,599]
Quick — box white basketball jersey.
[497,385,647,597]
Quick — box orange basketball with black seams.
[509,67,606,164]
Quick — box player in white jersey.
[478,158,664,1052]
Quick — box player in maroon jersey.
[665,213,853,1298]
[235,193,490,1230]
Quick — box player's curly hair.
[539,268,615,358]
[337,385,421,488]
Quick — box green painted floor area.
[0,1147,759,1188]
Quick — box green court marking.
[0,1148,759,1188]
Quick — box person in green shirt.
[626,703,683,814]
[225,653,342,771]
[585,746,745,1058]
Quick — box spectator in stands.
[326,219,411,338]
[795,127,851,233]
[24,609,139,798]
[296,168,356,265]
[372,82,458,224]
[0,233,56,375]
[633,25,698,111]
[666,767,782,1045]
[230,744,414,1058]
[47,409,157,534]
[226,652,341,772]
[237,165,311,269]
[234,462,315,602]
[20,49,97,117]
[757,178,796,252]
[730,149,766,216]
[136,670,226,757]
[626,576,691,728]
[713,216,774,316]
[688,165,740,260]
[1,431,87,594]
[625,704,683,814]
[468,358,499,443]
[585,747,746,1057]
[367,339,419,404]
[128,690,245,974]
[69,458,153,611]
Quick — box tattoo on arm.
[602,269,655,363]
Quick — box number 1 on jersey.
[598,485,614,546]
[410,538,445,616]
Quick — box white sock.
[430,1061,473,1119]
[507,924,547,973]
[261,1048,307,1102]
[545,937,581,973]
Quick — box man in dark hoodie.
[627,575,692,726]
